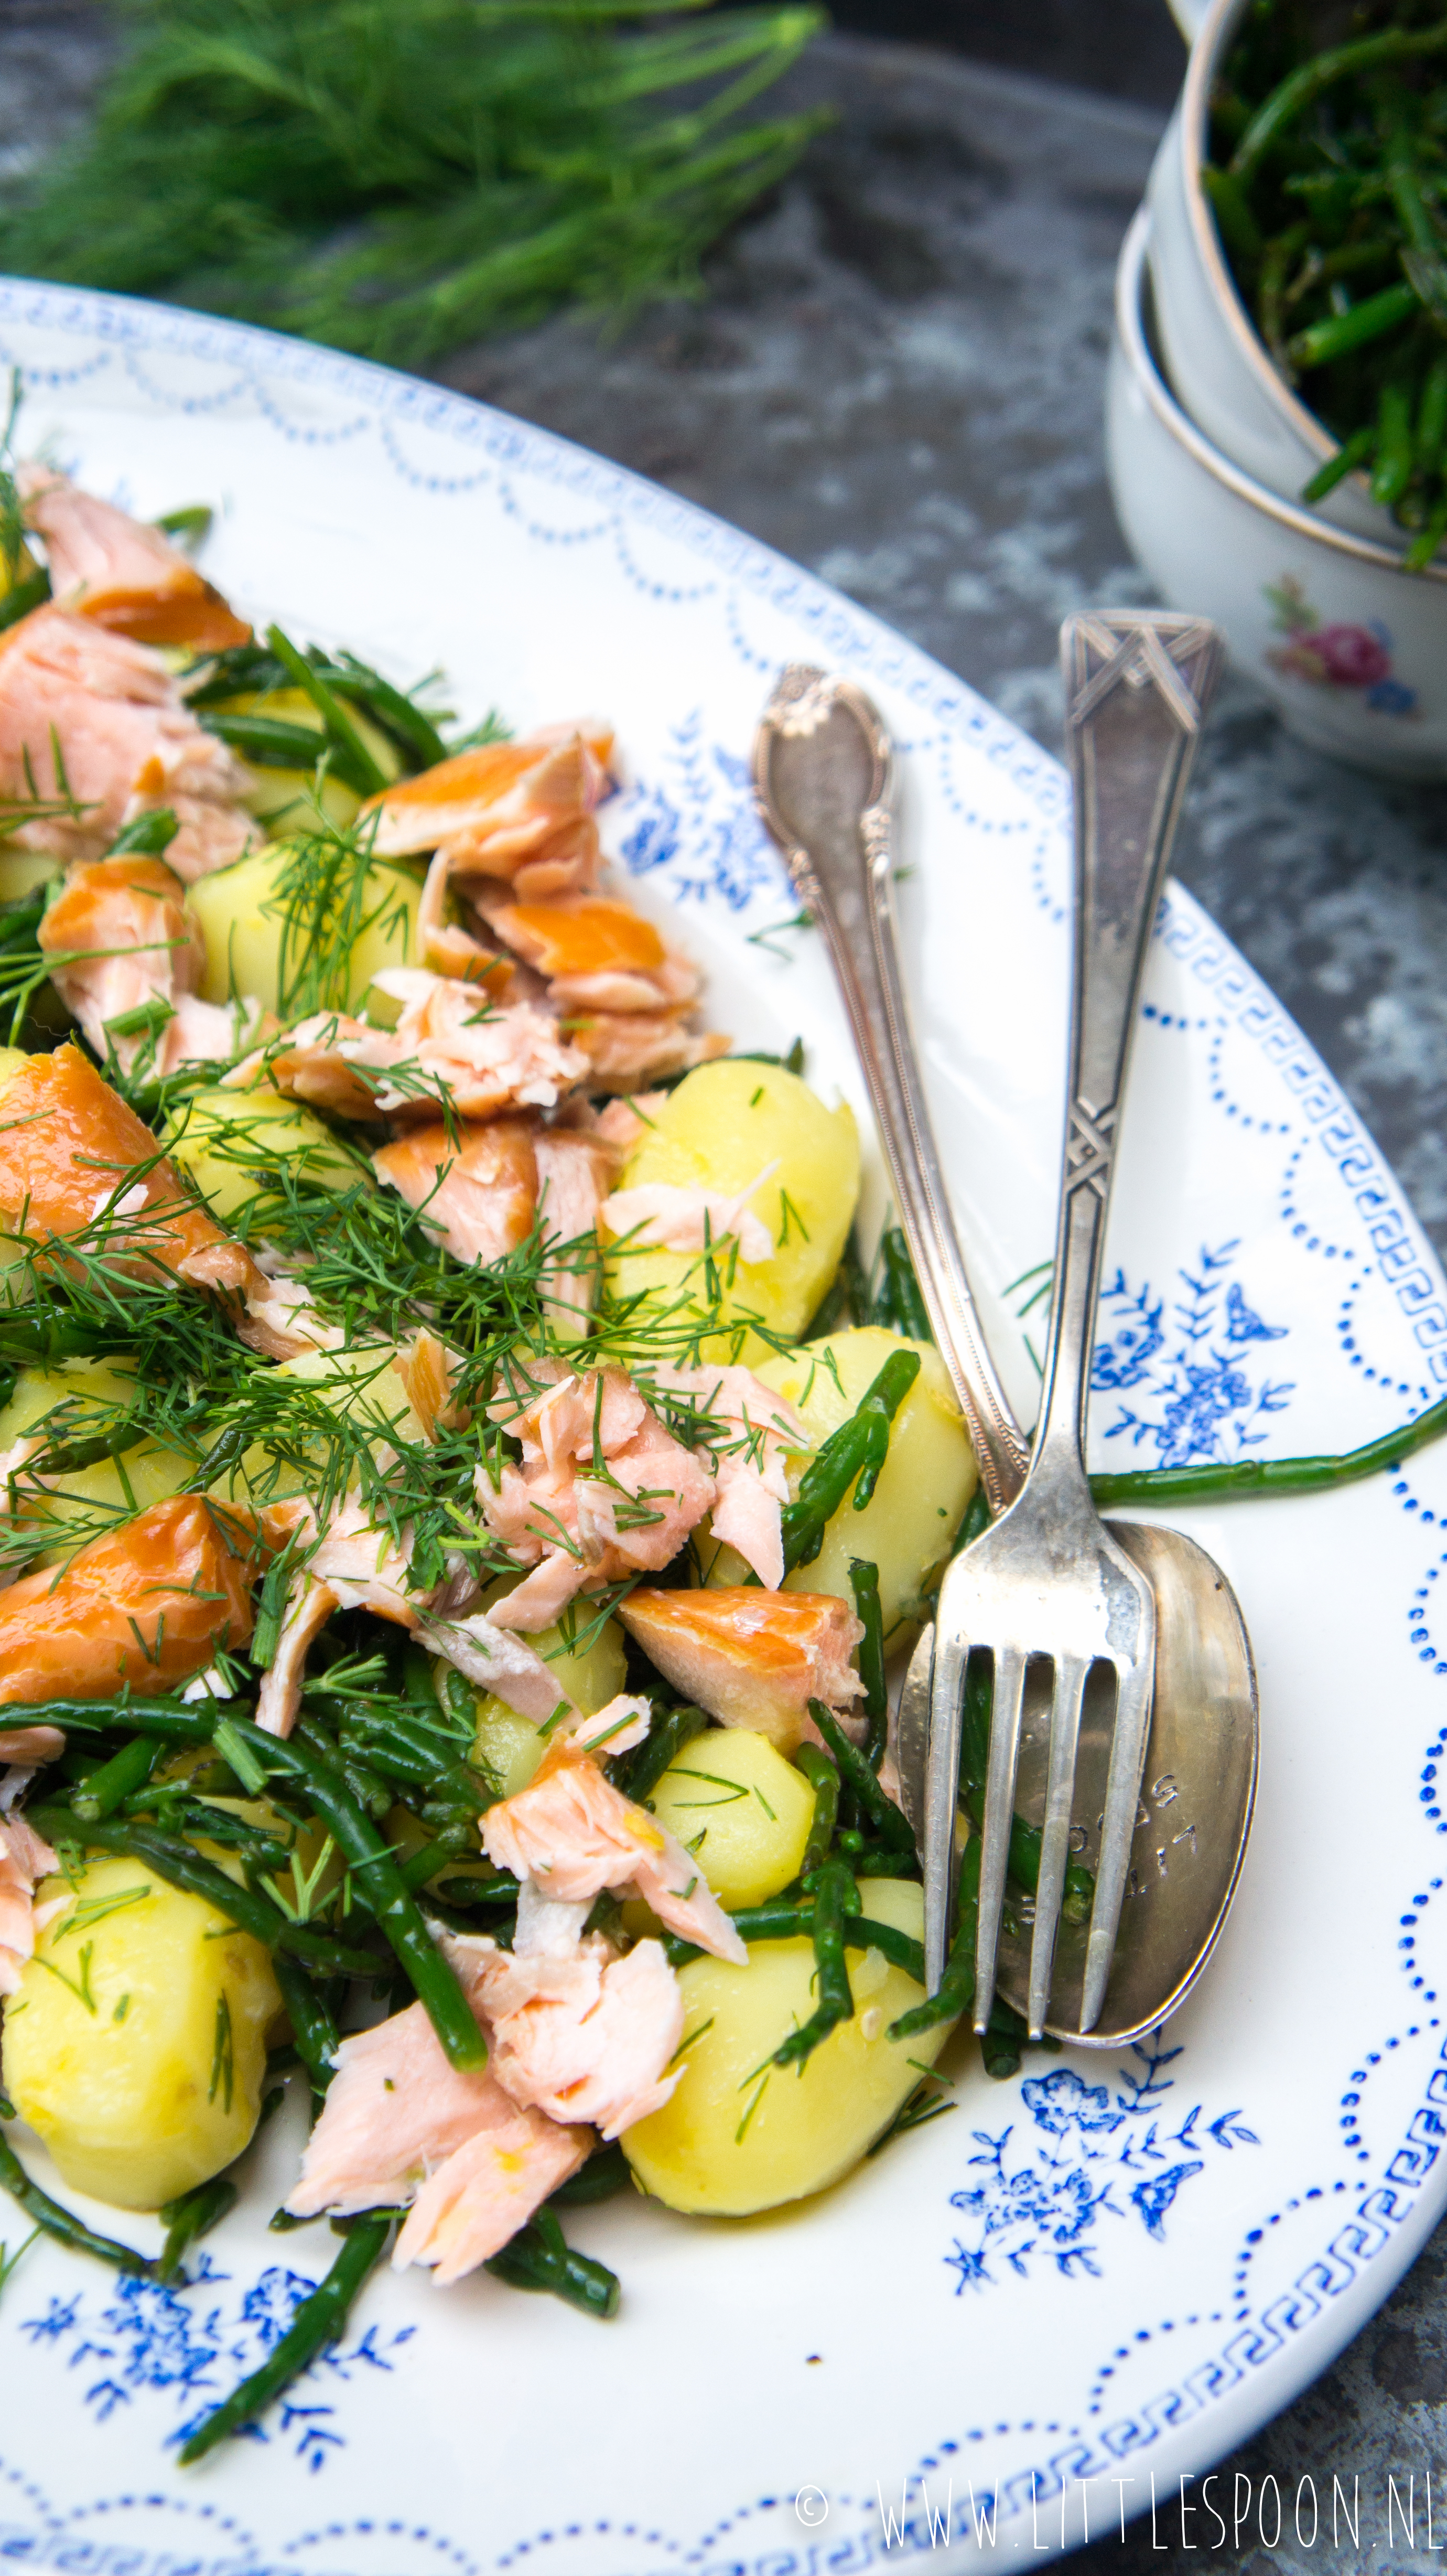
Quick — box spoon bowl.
[898,1522,1256,2045]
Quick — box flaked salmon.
[0,1042,250,1285]
[396,1327,465,1442]
[533,1125,619,1322]
[591,1091,667,1153]
[365,726,613,866]
[647,1361,807,1592]
[0,606,254,878]
[481,1734,747,1963]
[20,468,251,652]
[40,852,253,1077]
[235,977,586,1125]
[374,1113,617,1317]
[0,1046,321,1359]
[418,1609,578,1728]
[0,1814,59,1997]
[372,727,612,976]
[618,1586,865,1755]
[257,1493,423,1736]
[445,1930,684,2139]
[288,1989,589,2284]
[0,1726,64,1765]
[0,1493,259,1706]
[374,1117,539,1268]
[477,893,702,1020]
[392,2107,589,2288]
[570,1008,729,1092]
[287,1997,515,2217]
[602,1162,779,1265]
[477,1356,714,1630]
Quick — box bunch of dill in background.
[0,0,825,368]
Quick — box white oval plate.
[1,280,1445,2574]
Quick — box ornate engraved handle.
[754,664,1030,1516]
[1030,614,1225,1486]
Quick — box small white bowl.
[1145,0,1400,545]
[1108,206,1447,779]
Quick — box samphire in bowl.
[1108,205,1447,780]
[1145,0,1405,547]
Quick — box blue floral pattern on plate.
[1093,1241,1294,1467]
[946,2041,1258,2291]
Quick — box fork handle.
[1031,615,1225,1485]
[758,666,1029,1516]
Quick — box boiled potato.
[646,1725,814,1908]
[214,688,400,832]
[0,1356,142,1452]
[163,1081,371,1224]
[623,1877,951,2215]
[602,1061,859,1359]
[21,1443,197,1566]
[4,1854,283,2209]
[0,1359,194,1565]
[0,852,58,903]
[704,1326,977,1638]
[187,835,425,1015]
[462,1593,629,1799]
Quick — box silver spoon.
[754,624,1257,2045]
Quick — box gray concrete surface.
[7,12,1447,2563]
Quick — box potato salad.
[0,447,1015,2462]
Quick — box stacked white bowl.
[1107,0,1447,777]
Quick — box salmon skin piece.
[618,1586,865,1755]
[0,1043,255,1298]
[0,1492,259,1705]
[0,606,253,879]
[21,468,251,651]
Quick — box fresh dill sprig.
[254,811,423,1021]
[0,1,827,369]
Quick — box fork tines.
[923,1506,1156,2041]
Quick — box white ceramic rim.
[1120,203,1447,582]
[1179,0,1399,512]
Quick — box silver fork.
[755,612,1224,2037]
[925,610,1225,2036]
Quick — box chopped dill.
[208,1991,235,2112]
[52,1884,153,1941]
